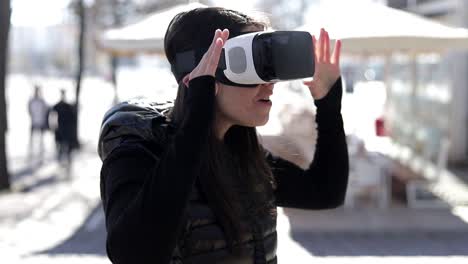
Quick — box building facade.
[385,0,468,164]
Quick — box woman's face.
[215,82,274,128]
[215,25,274,129]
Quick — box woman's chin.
[236,114,270,128]
[250,117,270,127]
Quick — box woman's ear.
[182,74,190,87]
[215,82,219,96]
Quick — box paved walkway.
[0,146,105,262]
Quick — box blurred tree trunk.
[110,56,119,104]
[0,0,11,191]
[74,0,86,149]
[110,0,121,105]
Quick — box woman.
[98,7,348,264]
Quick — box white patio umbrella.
[98,2,207,55]
[296,2,468,180]
[296,1,468,54]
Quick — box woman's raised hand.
[183,29,230,86]
[303,28,342,100]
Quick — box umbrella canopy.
[98,2,207,55]
[296,1,468,54]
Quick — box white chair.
[345,141,392,209]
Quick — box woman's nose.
[260,82,274,91]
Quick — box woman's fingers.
[305,28,341,99]
[319,29,325,62]
[332,39,342,65]
[199,29,220,70]
[208,29,229,73]
[221,28,229,41]
[314,34,320,62]
[205,29,222,71]
[189,28,229,80]
[315,28,340,66]
[210,29,222,52]
[208,38,224,73]
[324,30,330,63]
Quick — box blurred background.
[1,0,468,263]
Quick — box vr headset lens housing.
[217,31,315,88]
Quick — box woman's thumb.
[182,74,190,87]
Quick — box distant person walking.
[49,89,76,178]
[28,85,49,165]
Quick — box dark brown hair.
[164,7,276,253]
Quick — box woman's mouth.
[257,98,272,106]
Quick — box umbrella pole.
[383,53,392,135]
[410,53,419,153]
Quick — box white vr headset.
[217,31,315,87]
[173,31,315,88]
